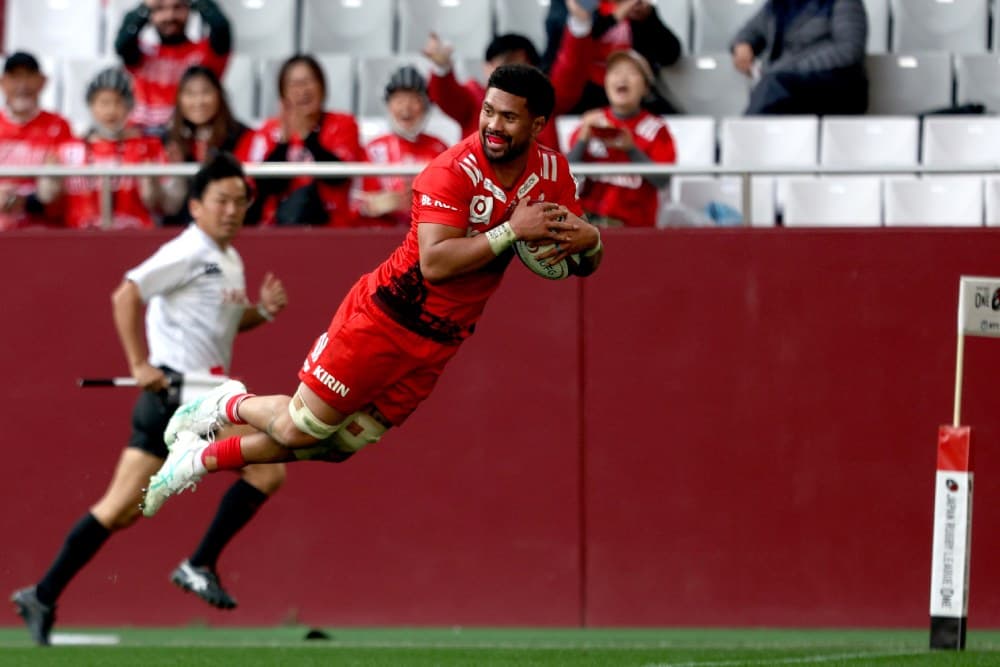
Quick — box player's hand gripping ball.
[515,240,580,280]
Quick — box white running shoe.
[164,379,247,448]
[142,431,208,517]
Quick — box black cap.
[3,52,41,75]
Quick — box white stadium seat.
[59,57,118,136]
[301,0,395,57]
[921,116,1000,167]
[671,176,775,227]
[820,116,919,167]
[397,0,493,59]
[555,115,579,154]
[955,54,1000,113]
[359,107,460,149]
[494,0,548,56]
[259,54,355,119]
[884,177,983,226]
[862,0,889,53]
[782,177,883,227]
[221,54,258,125]
[865,53,953,115]
[720,116,818,167]
[662,116,716,166]
[6,0,102,58]
[215,0,296,57]
[660,54,751,117]
[889,0,989,54]
[691,0,765,53]
[985,177,1000,226]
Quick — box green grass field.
[2,627,1000,666]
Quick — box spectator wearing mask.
[550,0,682,115]
[731,0,868,114]
[161,65,253,225]
[0,52,74,230]
[567,50,676,227]
[115,0,231,132]
[43,68,176,230]
[357,66,449,227]
[245,54,364,227]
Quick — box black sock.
[188,479,268,571]
[35,513,111,606]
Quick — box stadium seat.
[921,116,1000,166]
[663,115,716,166]
[819,116,919,167]
[720,116,818,167]
[864,53,953,115]
[356,55,434,117]
[955,54,1000,113]
[214,0,296,57]
[0,54,60,118]
[691,0,765,54]
[985,177,1000,226]
[495,0,549,57]
[555,115,579,154]
[221,54,257,125]
[457,57,488,87]
[649,0,692,54]
[360,109,461,148]
[104,0,202,56]
[883,177,983,226]
[889,0,989,54]
[660,54,751,117]
[397,0,494,59]
[259,54,355,119]
[300,0,395,57]
[782,177,882,227]
[5,0,102,58]
[59,57,119,136]
[862,0,889,53]
[671,176,775,226]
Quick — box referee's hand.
[132,361,168,392]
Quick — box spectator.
[422,33,572,151]
[115,0,231,133]
[550,0,682,115]
[567,50,676,227]
[0,52,74,231]
[357,66,449,227]
[731,0,868,115]
[245,54,364,227]
[42,68,176,230]
[161,65,253,225]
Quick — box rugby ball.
[514,240,579,280]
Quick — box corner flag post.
[929,276,1000,649]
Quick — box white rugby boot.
[164,379,247,447]
[142,431,209,517]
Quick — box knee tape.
[331,411,387,453]
[288,392,342,440]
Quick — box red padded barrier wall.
[3,228,1000,628]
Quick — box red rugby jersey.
[366,133,582,344]
[56,134,165,230]
[569,107,675,227]
[361,131,449,226]
[0,109,73,230]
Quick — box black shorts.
[127,372,182,459]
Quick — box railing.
[3,162,999,229]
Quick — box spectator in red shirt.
[41,68,176,230]
[245,54,364,227]
[115,0,231,133]
[357,66,449,227]
[161,65,254,225]
[567,49,676,227]
[0,52,74,230]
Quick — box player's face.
[0,68,44,116]
[386,90,427,135]
[281,62,324,117]
[479,88,542,164]
[149,0,190,38]
[191,177,250,248]
[604,59,647,112]
[178,74,220,126]
[89,89,129,131]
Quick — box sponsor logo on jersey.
[482,178,507,203]
[312,365,351,397]
[517,173,539,199]
[203,262,222,276]
[469,195,493,225]
[420,194,459,211]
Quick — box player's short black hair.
[485,33,540,67]
[486,64,555,121]
[190,151,247,201]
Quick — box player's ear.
[531,114,546,138]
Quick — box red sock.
[224,393,254,425]
[201,436,245,471]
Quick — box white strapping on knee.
[287,392,342,440]
[331,411,387,453]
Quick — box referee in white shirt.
[11,152,288,646]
